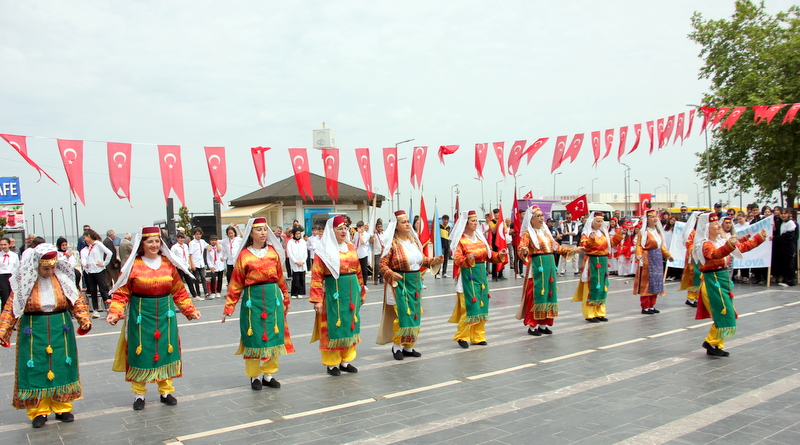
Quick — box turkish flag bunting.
[495,205,508,271]
[321,148,340,202]
[591,131,601,166]
[204,146,227,204]
[656,118,666,149]
[674,113,685,145]
[699,106,716,133]
[383,147,399,198]
[474,143,488,179]
[524,138,548,164]
[418,195,431,247]
[663,115,675,146]
[410,146,428,189]
[602,129,614,161]
[565,194,589,219]
[722,106,747,130]
[617,126,628,161]
[57,139,86,205]
[550,135,568,173]
[437,145,459,164]
[522,191,533,199]
[0,134,57,183]
[507,140,526,176]
[107,142,132,202]
[251,146,270,188]
[646,121,655,154]
[512,188,521,248]
[710,107,731,129]
[492,142,506,177]
[454,195,460,222]
[752,105,767,124]
[763,104,786,124]
[288,148,314,201]
[157,145,186,206]
[629,123,642,154]
[685,109,695,138]
[782,103,800,125]
[562,134,584,164]
[355,148,373,200]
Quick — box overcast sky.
[1,1,795,239]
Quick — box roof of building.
[229,173,385,207]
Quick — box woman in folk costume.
[515,206,582,336]
[608,218,620,275]
[448,210,507,348]
[572,212,626,323]
[107,227,201,410]
[634,210,673,315]
[693,212,768,356]
[679,211,701,308]
[377,210,444,360]
[222,217,294,390]
[310,215,366,376]
[0,244,92,428]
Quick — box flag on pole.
[512,188,521,249]
[495,205,509,273]
[418,195,431,248]
[433,200,441,258]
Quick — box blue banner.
[0,177,21,204]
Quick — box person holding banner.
[448,210,507,348]
[376,210,443,360]
[572,213,626,322]
[679,211,701,308]
[634,210,673,315]
[309,215,367,375]
[693,212,768,356]
[516,206,582,336]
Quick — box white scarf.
[10,244,80,318]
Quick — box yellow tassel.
[604,286,608,291]
[168,344,174,353]
[47,370,55,380]
[421,308,424,314]
[541,289,545,295]
[135,345,142,355]
[273,325,279,334]
[354,315,358,322]
[481,284,485,289]
[406,308,411,315]
[336,319,341,327]
[480,301,484,307]
[247,328,253,336]
[45,345,53,354]
[721,308,727,315]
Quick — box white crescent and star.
[387,154,396,167]
[164,153,177,169]
[63,148,78,165]
[9,141,21,153]
[360,155,370,169]
[113,151,127,168]
[293,155,305,171]
[208,154,221,170]
[324,155,336,170]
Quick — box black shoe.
[402,349,422,357]
[537,327,553,335]
[473,341,488,345]
[595,317,608,322]
[327,366,341,376]
[251,378,263,390]
[339,363,358,373]
[642,309,654,314]
[498,276,508,281]
[703,341,730,357]
[586,318,600,323]
[32,415,47,428]
[393,349,404,360]
[55,412,74,422]
[457,339,469,348]
[133,397,145,410]
[160,394,177,405]
[527,327,542,336]
[651,308,660,314]
[685,300,698,307]
[262,377,281,388]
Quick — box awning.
[220,203,277,218]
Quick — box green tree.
[689,1,800,207]
[177,206,191,233]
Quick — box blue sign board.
[0,177,21,204]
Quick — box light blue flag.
[433,201,442,256]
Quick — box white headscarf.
[523,207,558,251]
[681,211,701,245]
[581,214,611,253]
[10,243,80,317]
[236,218,286,265]
[641,211,666,249]
[315,216,353,279]
[449,211,491,254]
[691,212,742,265]
[111,228,194,295]
[381,213,423,258]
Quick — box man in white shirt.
[305,225,321,270]
[170,233,197,299]
[558,212,580,276]
[286,228,308,298]
[354,221,371,287]
[188,227,209,300]
[0,237,20,307]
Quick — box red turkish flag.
[763,104,787,124]
[204,146,227,204]
[524,138,548,164]
[321,148,340,202]
[383,147,398,198]
[355,148,373,200]
[710,107,731,129]
[512,188,521,249]
[107,142,132,202]
[629,123,642,154]
[474,143,489,179]
[674,113,685,145]
[410,146,428,189]
[550,135,568,173]
[251,146,270,188]
[288,148,313,201]
[722,106,747,130]
[418,195,431,247]
[507,140,526,176]
[782,103,800,125]
[565,194,589,219]
[603,129,614,161]
[157,145,186,206]
[591,131,601,166]
[0,134,56,183]
[646,121,655,154]
[685,109,696,138]
[562,134,584,164]
[495,205,508,271]
[492,142,506,177]
[656,118,666,149]
[437,145,459,164]
[57,139,86,205]
[752,105,767,124]
[454,195,460,221]
[699,106,716,134]
[617,126,628,161]
[663,115,675,146]
[637,193,653,216]
[522,191,533,199]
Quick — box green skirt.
[395,270,423,339]
[126,294,181,382]
[586,255,609,305]
[461,262,490,323]
[239,282,288,358]
[531,254,558,318]
[702,270,737,339]
[324,273,362,349]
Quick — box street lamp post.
[620,163,631,216]
[591,177,598,202]
[553,172,562,199]
[451,184,460,216]
[577,187,585,195]
[693,182,700,208]
[495,180,503,208]
[394,139,414,211]
[474,177,485,214]
[664,176,672,208]
[634,179,641,196]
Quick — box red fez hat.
[142,226,160,237]
[467,210,477,217]
[39,251,58,266]
[708,213,719,223]
[394,210,407,218]
[593,212,604,219]
[252,217,267,226]
[645,209,657,217]
[333,215,347,227]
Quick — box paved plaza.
[1,272,799,444]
